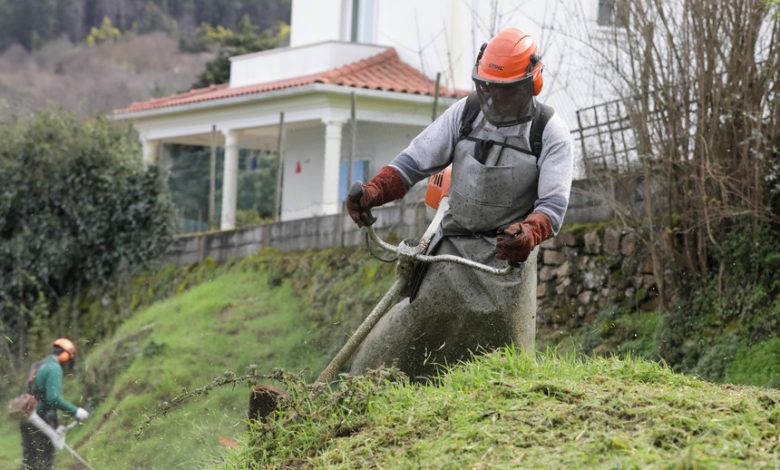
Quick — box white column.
[322,120,344,215]
[141,137,158,167]
[220,129,240,230]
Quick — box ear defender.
[57,350,72,363]
[530,53,543,96]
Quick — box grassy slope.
[0,247,397,468]
[1,246,777,468]
[0,267,328,468]
[229,350,780,469]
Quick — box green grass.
[0,247,397,468]
[226,349,780,469]
[1,243,777,468]
[0,266,329,468]
[725,338,780,388]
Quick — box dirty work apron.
[350,115,541,381]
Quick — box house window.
[338,160,370,202]
[351,0,376,43]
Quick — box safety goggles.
[472,69,536,127]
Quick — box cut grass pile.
[226,350,780,468]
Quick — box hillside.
[0,33,214,119]
[0,248,397,468]
[0,0,290,51]
[0,247,777,468]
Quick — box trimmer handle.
[348,182,377,226]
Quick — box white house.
[115,0,619,230]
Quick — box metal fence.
[574,98,640,175]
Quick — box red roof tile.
[116,48,465,115]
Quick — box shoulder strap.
[458,93,481,139]
[26,360,42,395]
[529,101,554,158]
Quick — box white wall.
[280,119,425,221]
[230,42,388,88]
[346,121,423,177]
[290,0,350,45]
[282,124,327,220]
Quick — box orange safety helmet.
[473,28,543,127]
[52,338,76,363]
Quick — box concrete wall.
[167,200,427,266]
[166,177,622,266]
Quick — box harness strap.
[458,95,555,159]
[26,360,43,399]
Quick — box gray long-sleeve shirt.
[389,97,574,233]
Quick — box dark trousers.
[19,414,57,470]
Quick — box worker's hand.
[495,212,553,264]
[347,184,379,228]
[346,166,408,228]
[75,408,89,422]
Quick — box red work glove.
[496,212,553,264]
[346,166,408,227]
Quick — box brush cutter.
[250,168,514,418]
[26,411,95,469]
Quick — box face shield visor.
[473,69,536,127]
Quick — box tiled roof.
[115,48,464,115]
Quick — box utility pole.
[348,92,357,200]
[431,72,441,122]
[274,112,286,222]
[342,92,359,246]
[208,125,216,230]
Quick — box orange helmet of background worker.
[472,28,543,127]
[52,338,76,363]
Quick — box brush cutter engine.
[425,166,451,210]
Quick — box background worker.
[347,28,574,381]
[20,337,89,469]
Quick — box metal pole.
[316,279,404,384]
[348,92,357,196]
[342,93,358,246]
[208,125,216,230]
[274,112,286,222]
[431,72,441,122]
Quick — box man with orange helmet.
[20,337,89,469]
[347,28,573,380]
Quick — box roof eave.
[113,84,461,121]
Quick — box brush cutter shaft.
[27,412,65,450]
[317,279,404,384]
[27,412,94,469]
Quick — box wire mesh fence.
[574,98,639,175]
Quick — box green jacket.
[30,355,78,418]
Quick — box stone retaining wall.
[536,226,660,328]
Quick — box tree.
[0,111,175,364]
[86,16,121,45]
[191,15,285,88]
[583,0,779,286]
